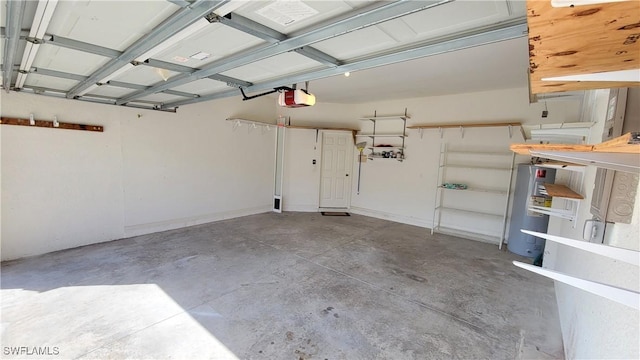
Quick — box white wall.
[1,91,276,260]
[1,93,125,260]
[120,97,276,236]
[545,89,640,359]
[278,102,360,212]
[278,86,581,237]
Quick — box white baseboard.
[283,204,319,212]
[349,207,431,228]
[124,205,272,237]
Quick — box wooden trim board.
[510,133,640,155]
[408,121,521,129]
[0,116,103,132]
[510,143,594,155]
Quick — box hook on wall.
[227,118,275,133]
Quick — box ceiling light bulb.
[344,72,350,77]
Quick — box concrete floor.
[1,212,563,359]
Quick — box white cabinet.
[356,113,409,161]
[432,144,515,247]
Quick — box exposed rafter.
[140,59,194,73]
[207,74,253,88]
[107,80,200,98]
[31,67,87,82]
[66,0,232,99]
[211,13,340,66]
[115,0,452,105]
[294,47,341,67]
[166,0,194,7]
[2,0,27,91]
[211,13,286,43]
[160,18,528,109]
[16,0,59,89]
[44,34,122,58]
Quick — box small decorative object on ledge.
[0,116,103,132]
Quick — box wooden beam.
[527,0,640,94]
[0,116,103,132]
[510,143,594,155]
[510,133,640,155]
[407,121,521,129]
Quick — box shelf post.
[499,152,516,249]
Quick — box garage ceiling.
[1,0,528,112]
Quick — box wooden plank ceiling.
[527,0,640,94]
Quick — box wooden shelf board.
[544,183,584,199]
[510,133,639,155]
[527,0,640,94]
[510,143,594,155]
[286,125,357,132]
[358,115,410,121]
[356,134,407,138]
[0,116,103,132]
[408,121,521,129]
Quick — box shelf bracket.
[419,128,424,139]
[508,125,513,139]
[459,126,464,139]
[438,127,443,138]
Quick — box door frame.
[317,130,355,211]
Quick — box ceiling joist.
[66,0,232,98]
[2,0,26,91]
[161,18,528,109]
[2,0,533,113]
[115,0,452,105]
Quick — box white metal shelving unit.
[356,110,409,161]
[432,144,516,247]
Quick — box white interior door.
[320,131,353,209]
